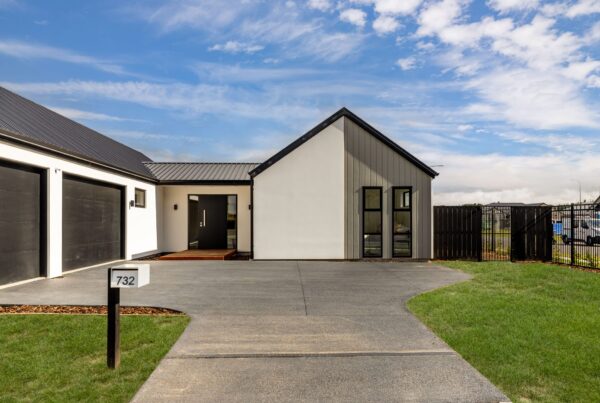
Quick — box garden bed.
[0,304,183,315]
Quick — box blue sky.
[1,0,599,204]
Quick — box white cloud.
[428,150,600,205]
[208,41,264,54]
[465,68,599,129]
[192,62,321,82]
[417,0,466,37]
[374,0,423,15]
[373,15,400,34]
[49,107,130,122]
[0,39,128,75]
[584,21,600,43]
[138,0,254,32]
[566,0,600,18]
[1,80,321,123]
[339,8,367,27]
[436,16,513,47]
[396,56,417,70]
[307,0,332,11]
[351,0,423,15]
[487,0,539,13]
[561,60,600,81]
[490,16,581,70]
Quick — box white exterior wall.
[253,118,346,259]
[159,185,251,253]
[0,140,158,277]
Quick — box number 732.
[115,275,135,286]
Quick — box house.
[0,86,437,286]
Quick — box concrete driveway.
[0,261,509,402]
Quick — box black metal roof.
[144,162,259,183]
[0,86,154,179]
[249,107,439,178]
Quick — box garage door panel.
[0,220,39,253]
[62,242,121,270]
[0,162,43,285]
[62,176,123,271]
[0,250,40,284]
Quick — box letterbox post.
[107,269,120,369]
[107,264,150,369]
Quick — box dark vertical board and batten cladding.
[434,206,482,260]
[344,117,433,259]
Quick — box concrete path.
[0,261,509,402]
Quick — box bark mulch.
[0,305,184,315]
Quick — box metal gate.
[434,205,553,261]
[511,206,553,261]
[434,206,482,260]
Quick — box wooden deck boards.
[159,249,236,261]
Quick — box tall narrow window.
[363,187,382,257]
[392,187,412,257]
[227,195,237,249]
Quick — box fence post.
[570,203,575,266]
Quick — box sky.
[0,0,599,205]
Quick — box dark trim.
[39,168,47,277]
[157,180,251,185]
[250,178,254,260]
[121,184,126,260]
[249,107,438,179]
[391,186,413,258]
[362,186,383,258]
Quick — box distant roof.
[0,86,153,179]
[249,107,439,179]
[486,202,548,207]
[144,162,260,183]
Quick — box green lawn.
[0,314,189,402]
[408,261,600,403]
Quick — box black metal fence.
[552,203,600,269]
[481,206,511,261]
[434,205,552,263]
[434,206,481,260]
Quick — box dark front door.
[188,195,228,249]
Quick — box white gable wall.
[253,118,346,259]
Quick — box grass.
[0,314,189,403]
[408,261,600,403]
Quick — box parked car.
[562,217,600,245]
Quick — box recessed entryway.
[188,194,237,250]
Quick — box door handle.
[200,209,206,227]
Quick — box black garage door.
[0,160,45,285]
[62,175,124,271]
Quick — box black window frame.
[134,188,146,208]
[392,186,412,258]
[362,186,383,258]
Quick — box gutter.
[0,128,157,184]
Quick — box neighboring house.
[0,86,437,286]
